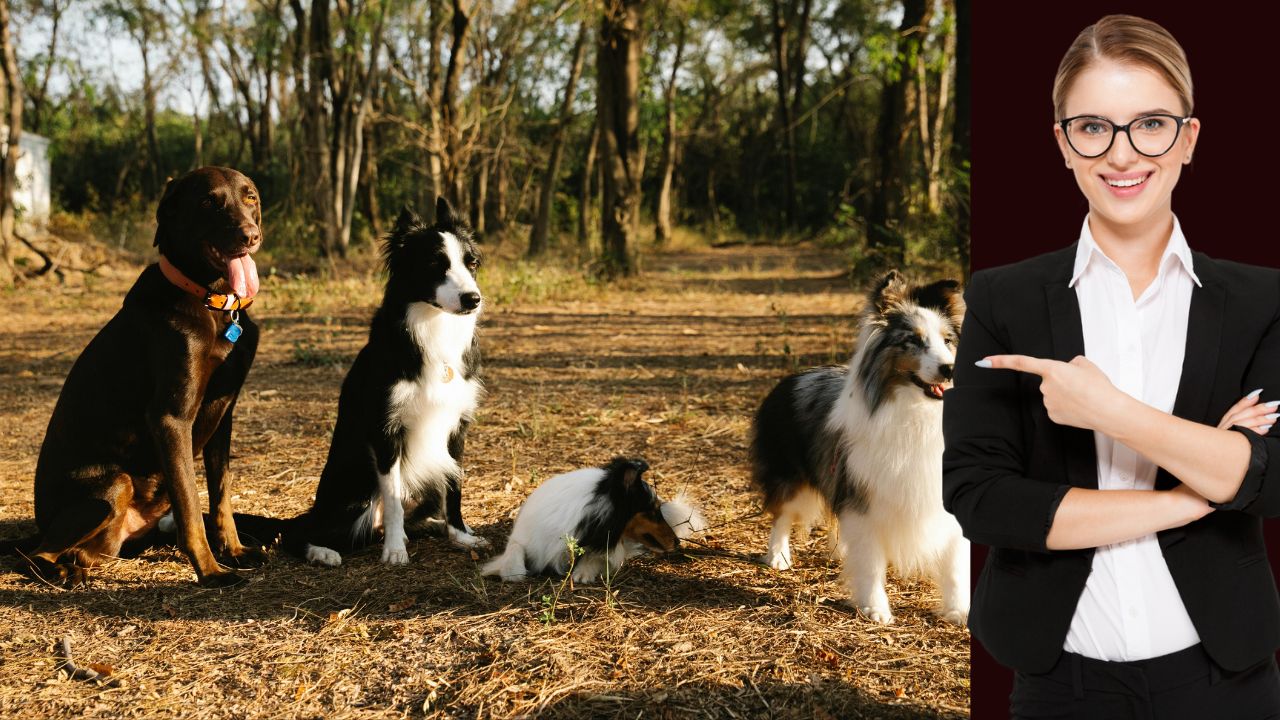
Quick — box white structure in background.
[0,127,52,231]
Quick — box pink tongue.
[226,255,260,299]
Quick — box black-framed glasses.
[1058,114,1191,158]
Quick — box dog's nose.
[938,363,954,380]
[237,224,261,247]
[460,292,482,311]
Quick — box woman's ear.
[1053,124,1073,169]
[1182,117,1201,164]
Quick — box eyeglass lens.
[1064,116,1181,158]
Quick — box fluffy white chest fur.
[829,377,962,576]
[386,302,482,496]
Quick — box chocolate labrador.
[16,166,265,587]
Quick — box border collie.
[481,458,679,584]
[281,197,487,566]
[751,270,969,625]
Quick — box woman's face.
[1054,58,1200,231]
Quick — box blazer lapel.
[1156,254,1225,490]
[1045,272,1100,491]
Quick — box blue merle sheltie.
[247,197,488,566]
[751,270,969,625]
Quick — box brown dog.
[18,166,265,587]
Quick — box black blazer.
[942,243,1280,674]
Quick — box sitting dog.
[751,270,970,624]
[5,166,265,587]
[257,198,487,566]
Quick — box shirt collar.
[1069,215,1201,288]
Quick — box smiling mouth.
[1104,172,1151,188]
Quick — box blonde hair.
[1053,15,1193,120]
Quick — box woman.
[942,14,1280,718]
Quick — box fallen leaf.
[86,662,114,676]
[388,598,416,613]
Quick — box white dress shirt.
[1062,215,1203,661]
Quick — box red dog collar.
[158,255,255,312]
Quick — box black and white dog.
[751,270,969,625]
[287,197,487,565]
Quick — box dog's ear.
[395,205,421,235]
[435,196,459,227]
[153,176,180,249]
[871,269,911,314]
[621,459,649,489]
[913,278,965,326]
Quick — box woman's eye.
[1082,122,1107,135]
[1137,117,1167,132]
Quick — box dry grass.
[0,239,968,719]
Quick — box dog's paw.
[199,571,247,589]
[304,545,342,567]
[857,603,895,625]
[381,545,410,565]
[938,607,969,626]
[763,551,793,571]
[223,545,268,569]
[448,528,489,549]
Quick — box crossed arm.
[980,354,1269,550]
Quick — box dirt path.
[0,244,968,719]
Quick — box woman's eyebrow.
[1078,108,1177,118]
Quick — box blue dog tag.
[223,312,243,343]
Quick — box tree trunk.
[528,20,589,258]
[654,23,685,246]
[769,0,797,228]
[0,0,21,285]
[597,0,645,277]
[578,118,599,252]
[951,0,970,276]
[868,0,931,268]
[441,0,472,206]
[29,0,64,135]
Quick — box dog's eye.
[201,198,213,208]
[245,194,258,206]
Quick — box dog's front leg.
[203,400,267,568]
[149,411,241,587]
[378,459,409,565]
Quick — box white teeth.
[1106,174,1148,188]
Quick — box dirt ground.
[0,241,969,719]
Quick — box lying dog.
[8,166,265,587]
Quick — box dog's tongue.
[930,384,946,399]
[226,255,259,299]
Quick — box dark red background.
[970,5,1280,718]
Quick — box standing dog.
[751,270,969,624]
[273,198,486,566]
[8,166,265,587]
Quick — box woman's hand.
[977,354,1128,432]
[1216,389,1278,434]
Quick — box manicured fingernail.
[975,359,993,368]
[1263,425,1274,434]
[1265,413,1279,421]
[1266,401,1280,408]
[1248,388,1265,399]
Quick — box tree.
[653,20,684,246]
[0,0,21,286]
[528,19,588,258]
[868,0,932,268]
[597,0,645,276]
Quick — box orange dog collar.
[158,255,255,312]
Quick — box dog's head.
[383,197,483,315]
[860,270,965,404]
[154,166,263,298]
[603,457,680,554]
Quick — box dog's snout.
[938,363,953,381]
[460,292,482,311]
[237,224,261,247]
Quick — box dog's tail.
[480,542,528,582]
[0,535,40,556]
